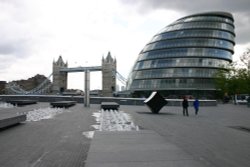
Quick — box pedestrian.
[182,97,189,116]
[193,98,199,115]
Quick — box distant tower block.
[52,56,68,94]
[102,52,116,97]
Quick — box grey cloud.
[234,11,250,44]
[120,0,250,13]
[0,44,17,55]
[120,0,250,44]
[0,21,34,58]
[0,56,15,70]
[0,39,31,56]
[0,0,36,58]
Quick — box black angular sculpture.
[144,92,167,114]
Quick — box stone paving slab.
[85,130,205,167]
[85,160,203,167]
[0,103,97,167]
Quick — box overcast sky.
[1,0,250,90]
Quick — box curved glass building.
[127,12,235,98]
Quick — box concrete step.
[6,100,37,106]
[0,114,26,129]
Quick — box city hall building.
[127,12,235,99]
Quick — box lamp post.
[84,70,90,107]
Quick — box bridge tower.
[102,52,116,97]
[52,56,68,94]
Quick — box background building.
[5,75,52,94]
[127,12,235,99]
[0,81,6,94]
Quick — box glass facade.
[127,12,235,99]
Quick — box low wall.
[0,95,217,106]
[166,99,217,106]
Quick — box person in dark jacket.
[193,98,200,115]
[182,97,189,116]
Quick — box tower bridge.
[52,52,117,106]
[6,52,127,106]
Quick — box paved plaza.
[0,102,250,167]
[123,104,250,167]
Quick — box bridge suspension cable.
[113,70,127,86]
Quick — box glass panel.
[134,68,219,79]
[130,78,215,90]
[173,16,234,25]
[151,30,235,43]
[138,48,232,61]
[134,58,229,70]
[161,22,234,34]
[143,38,234,52]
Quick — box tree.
[239,48,250,69]
[214,48,250,99]
[237,48,250,94]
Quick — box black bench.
[50,101,76,108]
[6,100,37,106]
[101,102,120,110]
